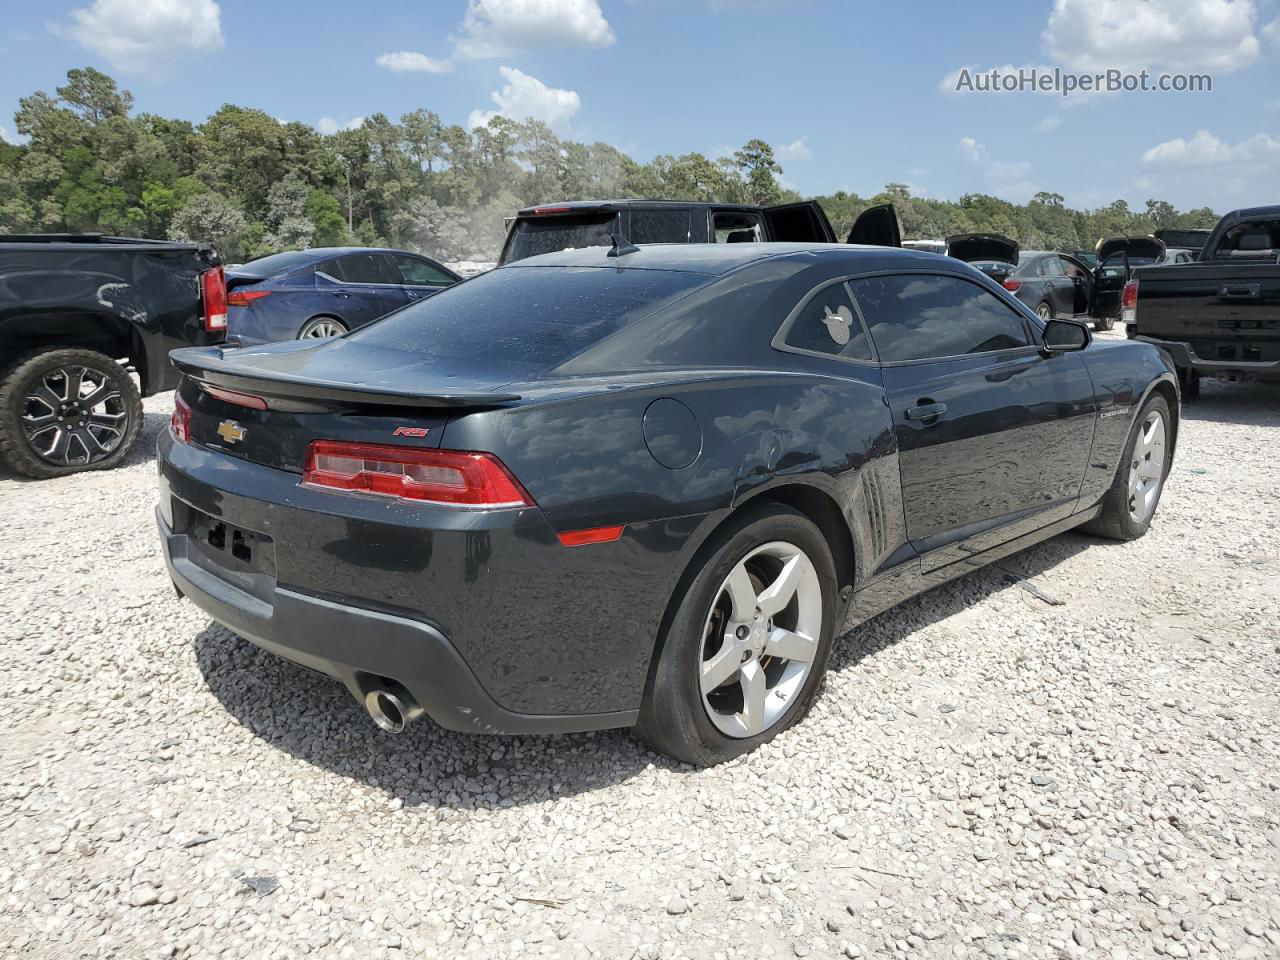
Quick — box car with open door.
[948,237,1101,329]
[157,241,1178,765]
[497,200,901,264]
[1093,237,1195,330]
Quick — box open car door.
[846,203,902,247]
[762,201,837,242]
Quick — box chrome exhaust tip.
[364,687,422,733]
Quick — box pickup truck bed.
[0,234,224,478]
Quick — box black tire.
[298,316,348,340]
[0,347,143,480]
[1080,393,1173,541]
[633,503,838,765]
[1095,316,1115,332]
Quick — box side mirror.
[1042,318,1091,353]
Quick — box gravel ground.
[2,358,1278,960]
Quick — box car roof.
[503,242,951,276]
[292,246,440,259]
[515,199,768,216]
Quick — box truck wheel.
[1080,393,1172,542]
[0,348,143,479]
[1094,316,1115,332]
[633,503,837,765]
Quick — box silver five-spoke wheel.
[22,365,127,467]
[1127,409,1166,524]
[699,541,822,739]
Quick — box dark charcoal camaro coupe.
[157,243,1179,764]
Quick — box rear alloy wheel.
[0,348,142,479]
[634,503,837,765]
[298,316,347,340]
[1035,302,1053,322]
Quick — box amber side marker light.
[557,525,625,547]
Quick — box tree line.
[0,68,1220,264]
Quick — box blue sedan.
[225,247,460,346]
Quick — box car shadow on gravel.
[0,411,168,482]
[192,528,1113,808]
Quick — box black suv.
[498,199,901,265]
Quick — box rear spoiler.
[170,347,521,409]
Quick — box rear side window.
[781,281,875,362]
[390,254,456,286]
[238,250,316,277]
[630,208,692,244]
[504,213,618,263]
[1038,256,1065,277]
[348,266,709,374]
[332,253,399,284]
[713,212,762,243]
[852,274,1031,362]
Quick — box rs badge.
[217,420,247,444]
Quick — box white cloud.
[1033,114,1064,133]
[777,137,811,162]
[375,51,453,73]
[453,0,614,59]
[0,123,24,145]
[59,0,223,74]
[1264,15,1280,44]
[316,116,366,135]
[957,136,984,162]
[1043,0,1261,72]
[1139,129,1280,208]
[466,66,580,131]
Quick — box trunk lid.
[172,339,521,473]
[945,233,1019,265]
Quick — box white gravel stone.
[1,371,1278,958]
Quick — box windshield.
[502,213,618,264]
[347,265,709,375]
[235,250,318,277]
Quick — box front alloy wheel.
[699,542,823,738]
[1127,409,1166,524]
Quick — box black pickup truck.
[498,199,902,264]
[0,234,225,478]
[1126,207,1280,397]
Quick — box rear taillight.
[227,289,272,308]
[1121,278,1139,324]
[202,266,228,332]
[170,392,192,443]
[1002,278,1022,292]
[302,441,534,508]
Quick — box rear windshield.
[347,265,709,374]
[1207,220,1280,260]
[503,213,618,264]
[236,250,316,277]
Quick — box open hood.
[846,203,902,248]
[1153,228,1209,253]
[1097,236,1165,264]
[946,233,1019,265]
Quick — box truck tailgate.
[1135,263,1280,363]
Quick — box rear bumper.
[1134,336,1280,381]
[159,510,638,734]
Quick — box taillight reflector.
[227,289,272,308]
[301,441,533,508]
[557,525,625,547]
[170,392,192,443]
[1002,278,1022,292]
[202,266,228,332]
[201,384,268,410]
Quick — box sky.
[1,0,1278,213]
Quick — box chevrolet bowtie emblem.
[216,419,247,444]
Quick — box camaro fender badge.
[821,304,854,346]
[216,419,247,444]
[392,426,430,438]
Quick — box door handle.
[1219,283,1260,299]
[905,401,948,422]
[329,290,351,299]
